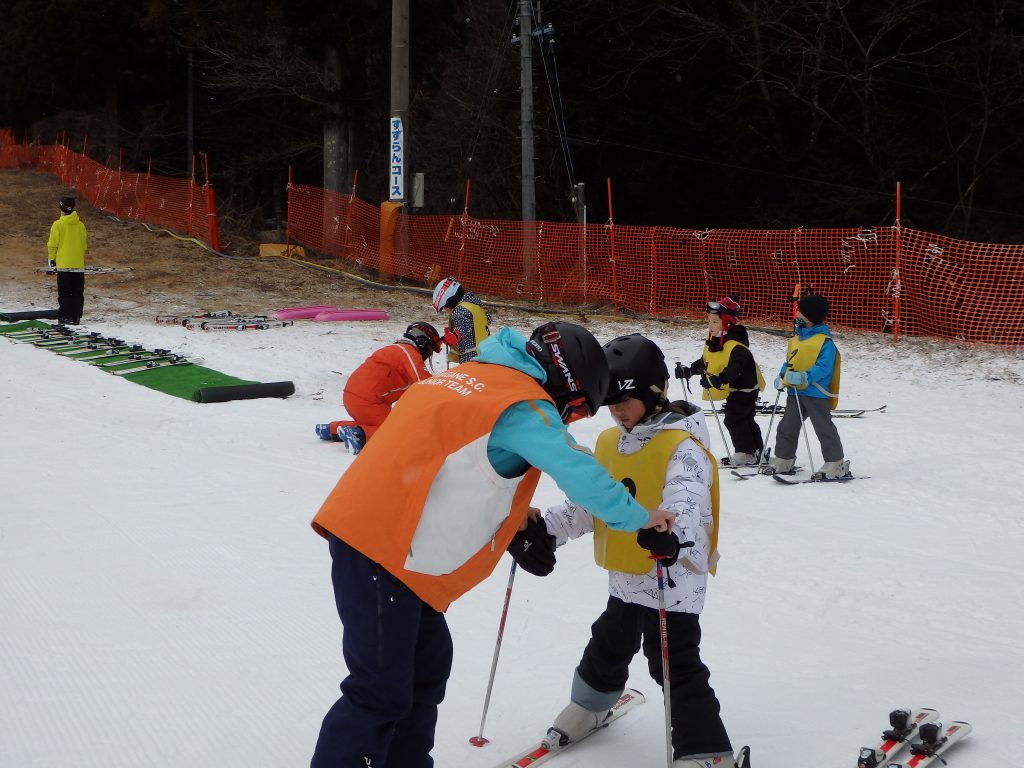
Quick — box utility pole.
[385,0,410,278]
[519,0,535,224]
[390,0,409,208]
[186,51,194,178]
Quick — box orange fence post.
[285,165,293,256]
[140,159,152,221]
[203,154,220,252]
[606,178,618,313]
[188,155,196,238]
[892,181,902,344]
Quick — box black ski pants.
[56,271,85,323]
[312,535,453,768]
[576,596,732,759]
[722,390,762,454]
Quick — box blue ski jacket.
[476,327,649,531]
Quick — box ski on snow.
[892,720,973,767]
[856,708,939,767]
[771,472,868,485]
[857,709,971,768]
[706,404,886,419]
[489,689,645,767]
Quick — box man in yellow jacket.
[47,196,88,324]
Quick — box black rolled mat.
[0,309,61,321]
[192,380,295,403]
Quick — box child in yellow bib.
[764,294,851,480]
[509,333,740,768]
[677,295,765,467]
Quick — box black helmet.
[403,322,442,358]
[603,334,669,417]
[526,322,609,423]
[58,196,75,214]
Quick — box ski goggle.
[705,299,739,315]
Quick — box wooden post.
[457,178,471,278]
[606,178,618,313]
[341,170,359,265]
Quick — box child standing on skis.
[676,296,765,467]
[315,322,441,454]
[431,276,492,363]
[509,333,741,768]
[763,294,851,480]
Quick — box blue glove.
[784,370,808,387]
[773,376,784,391]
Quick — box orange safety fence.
[0,138,220,251]
[286,177,1024,346]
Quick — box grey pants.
[773,394,845,462]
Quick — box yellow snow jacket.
[47,211,88,269]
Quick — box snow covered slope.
[2,314,1021,768]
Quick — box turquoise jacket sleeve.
[487,400,649,531]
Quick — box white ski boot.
[761,455,795,475]
[811,458,851,480]
[672,751,739,767]
[728,450,760,467]
[542,701,613,749]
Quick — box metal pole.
[469,561,518,747]
[655,557,673,768]
[791,389,818,476]
[704,387,732,459]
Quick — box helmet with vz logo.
[602,333,669,417]
[526,321,610,424]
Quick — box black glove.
[507,516,557,576]
[48,259,56,269]
[699,372,721,389]
[636,528,681,567]
[674,362,691,381]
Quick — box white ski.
[490,689,645,767]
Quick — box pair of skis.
[485,690,751,768]
[155,311,292,331]
[35,265,132,274]
[858,708,971,767]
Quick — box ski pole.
[791,390,818,476]
[469,560,517,746]
[653,555,674,768]
[753,387,784,474]
[703,387,732,459]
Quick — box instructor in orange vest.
[309,321,676,768]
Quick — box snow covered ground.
[2,295,1023,768]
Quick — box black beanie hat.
[797,295,829,325]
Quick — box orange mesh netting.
[1,141,220,250]
[284,177,1024,346]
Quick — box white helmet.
[431,276,464,313]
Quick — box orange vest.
[345,342,429,406]
[312,362,550,611]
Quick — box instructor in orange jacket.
[309,322,676,768]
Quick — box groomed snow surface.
[2,307,1022,767]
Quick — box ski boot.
[315,423,341,441]
[336,425,366,455]
[673,747,749,768]
[811,458,851,481]
[541,701,614,749]
[727,450,760,467]
[761,455,795,475]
